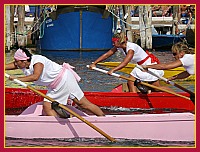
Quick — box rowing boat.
[97,62,195,81]
[5,101,195,141]
[5,85,194,114]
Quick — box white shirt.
[180,54,195,75]
[118,42,148,63]
[117,42,164,81]
[21,55,84,104]
[22,55,62,86]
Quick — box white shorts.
[130,58,164,82]
[44,69,84,105]
[130,67,164,82]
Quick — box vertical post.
[10,5,15,48]
[172,5,179,35]
[139,6,146,49]
[17,5,26,47]
[145,5,152,49]
[117,6,121,31]
[124,5,133,42]
[5,5,11,51]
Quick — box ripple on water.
[5,137,195,147]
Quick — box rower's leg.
[72,96,105,116]
[43,101,59,116]
[127,75,138,92]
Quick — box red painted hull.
[5,87,194,114]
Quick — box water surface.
[5,50,195,147]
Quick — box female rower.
[89,32,172,93]
[5,47,105,117]
[141,42,195,81]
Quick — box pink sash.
[48,63,81,89]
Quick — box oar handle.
[86,65,120,77]
[5,73,116,142]
[5,73,27,87]
[88,66,191,101]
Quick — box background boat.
[6,5,195,52]
[136,34,186,50]
[39,5,113,51]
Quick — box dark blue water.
[5,50,195,147]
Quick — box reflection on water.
[5,50,195,147]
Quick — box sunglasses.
[172,53,177,56]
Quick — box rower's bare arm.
[5,62,18,70]
[146,60,182,70]
[17,63,44,82]
[168,71,190,81]
[113,49,134,72]
[90,47,117,69]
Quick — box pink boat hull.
[5,102,195,141]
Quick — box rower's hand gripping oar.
[87,66,191,101]
[5,73,116,142]
[136,65,195,104]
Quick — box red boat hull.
[5,86,194,114]
[85,92,194,110]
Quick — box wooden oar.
[87,66,191,101]
[136,65,195,103]
[5,73,116,142]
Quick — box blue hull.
[137,34,186,50]
[152,34,186,49]
[40,7,113,51]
